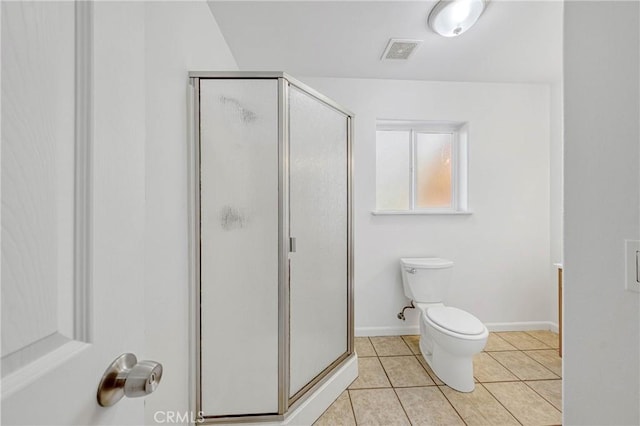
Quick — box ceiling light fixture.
[427,0,487,38]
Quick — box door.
[2,2,148,424]
[288,84,350,399]
[198,78,280,417]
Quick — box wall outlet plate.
[625,240,640,293]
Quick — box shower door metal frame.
[188,72,354,424]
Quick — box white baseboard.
[485,321,559,333]
[356,325,420,336]
[356,321,559,337]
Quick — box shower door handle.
[290,237,297,253]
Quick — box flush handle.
[406,268,417,274]
[97,353,163,407]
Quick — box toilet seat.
[426,306,485,336]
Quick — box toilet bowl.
[418,304,488,392]
[400,258,488,392]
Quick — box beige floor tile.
[525,330,560,349]
[349,357,391,389]
[313,391,356,426]
[349,389,410,425]
[526,380,562,411]
[380,356,435,387]
[485,382,562,425]
[473,352,519,383]
[401,335,421,355]
[525,350,562,377]
[396,387,464,425]
[369,336,412,356]
[416,355,445,385]
[484,333,517,351]
[496,331,551,350]
[355,337,377,357]
[490,351,559,381]
[440,384,520,425]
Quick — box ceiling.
[208,1,563,84]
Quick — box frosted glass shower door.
[199,79,279,416]
[288,85,350,398]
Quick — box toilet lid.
[426,306,485,335]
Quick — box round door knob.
[97,353,163,407]
[124,360,163,398]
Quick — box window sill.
[371,210,473,216]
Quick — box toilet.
[400,257,488,392]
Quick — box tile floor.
[315,331,562,426]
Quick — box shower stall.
[188,72,355,423]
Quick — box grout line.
[348,385,394,390]
[365,336,381,357]
[398,336,413,352]
[401,335,421,356]
[495,331,553,351]
[486,349,559,381]
[475,379,520,384]
[522,330,560,349]
[513,349,560,379]
[415,356,441,385]
[377,353,396,388]
[485,350,524,379]
[345,389,358,425]
[434,384,468,425]
[376,354,417,358]
[486,333,518,351]
[522,380,563,412]
[391,387,414,425]
[388,383,439,388]
[481,383,525,426]
[414,355,433,376]
[520,350,562,378]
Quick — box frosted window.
[416,133,453,209]
[374,121,467,213]
[376,131,410,210]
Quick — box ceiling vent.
[381,38,422,60]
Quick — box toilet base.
[420,337,475,392]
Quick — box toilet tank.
[400,258,453,303]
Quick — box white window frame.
[373,119,470,215]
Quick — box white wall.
[301,77,553,335]
[564,2,640,424]
[143,2,237,423]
